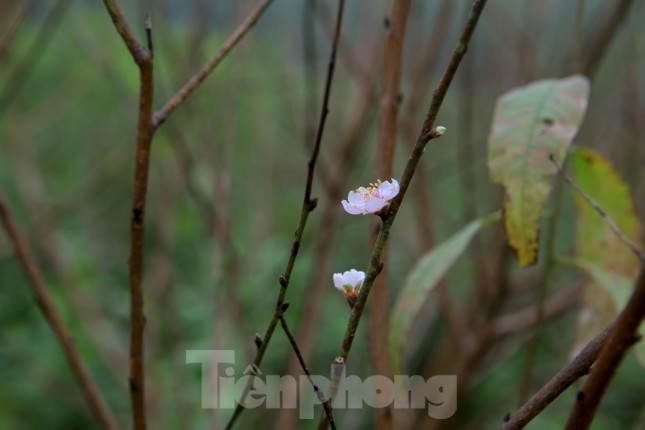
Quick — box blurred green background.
[0,0,644,429]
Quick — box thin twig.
[277,303,337,430]
[224,1,346,428]
[0,192,120,430]
[549,155,645,261]
[318,1,489,428]
[152,0,274,129]
[499,323,615,430]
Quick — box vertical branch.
[128,32,154,430]
[124,39,154,430]
[0,193,120,430]
[101,1,273,427]
[371,1,412,429]
[564,265,645,429]
[225,1,346,428]
[99,1,153,429]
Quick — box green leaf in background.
[389,213,500,375]
[488,75,590,266]
[570,148,643,366]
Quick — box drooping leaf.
[389,213,500,375]
[488,75,590,266]
[570,148,643,365]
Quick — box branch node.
[308,197,318,212]
[279,275,288,287]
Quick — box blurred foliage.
[1,1,644,429]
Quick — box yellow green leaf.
[571,148,643,366]
[488,75,590,265]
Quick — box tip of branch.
[145,13,153,54]
[423,126,447,142]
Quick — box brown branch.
[100,0,147,64]
[0,192,120,430]
[152,0,274,129]
[101,1,274,426]
[99,2,153,429]
[499,323,614,430]
[564,265,645,429]
[371,2,412,429]
[277,303,336,430]
[225,1,346,428]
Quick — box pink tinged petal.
[379,179,400,200]
[347,191,364,204]
[342,200,365,215]
[365,196,387,214]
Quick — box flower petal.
[345,269,365,287]
[365,196,387,214]
[379,179,400,200]
[347,190,364,204]
[342,200,365,215]
[333,273,345,292]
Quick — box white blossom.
[341,179,400,215]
